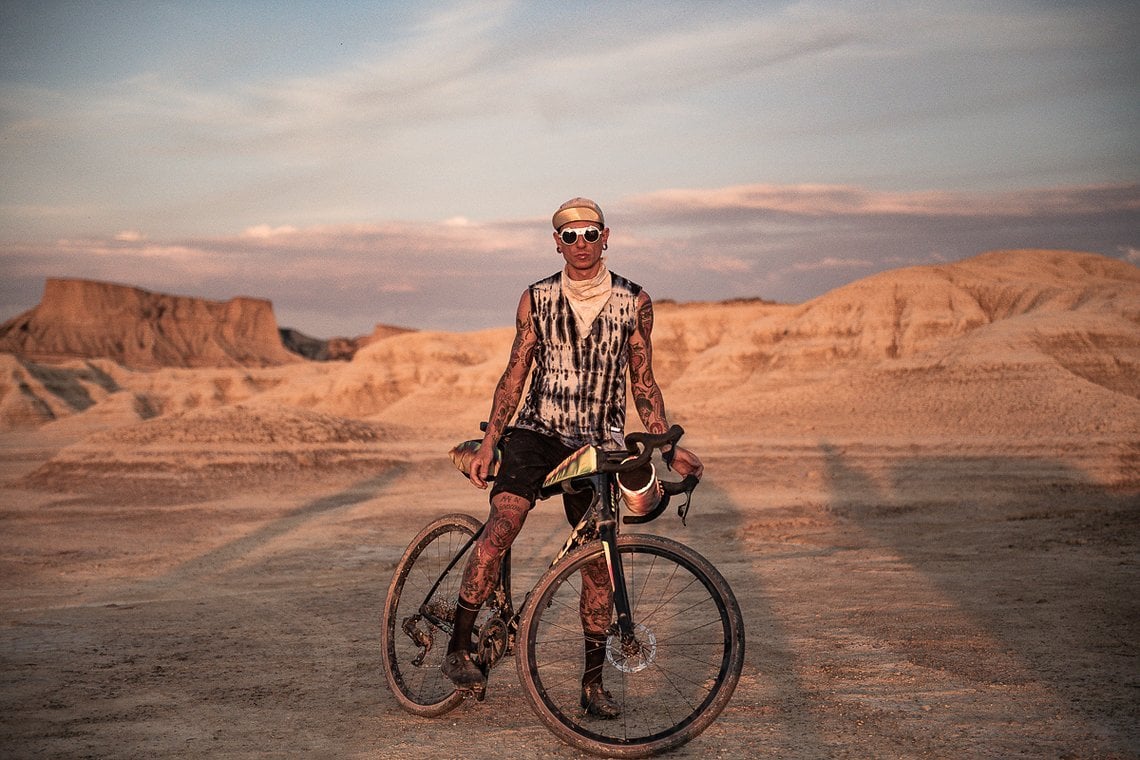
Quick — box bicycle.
[380,425,745,758]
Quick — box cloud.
[612,180,1140,309]
[2,181,1136,335]
[627,183,1140,220]
[377,282,418,295]
[791,257,875,272]
[696,255,752,274]
[48,236,204,263]
[241,224,298,239]
[2,1,1135,245]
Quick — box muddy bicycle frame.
[412,425,699,674]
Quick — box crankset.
[476,616,509,671]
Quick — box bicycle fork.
[596,514,662,676]
[591,477,656,675]
[597,516,635,637]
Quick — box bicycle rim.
[516,534,744,757]
[380,513,482,717]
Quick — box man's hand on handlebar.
[668,445,703,480]
[626,426,703,481]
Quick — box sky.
[1,0,1137,336]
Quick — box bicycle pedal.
[458,681,487,702]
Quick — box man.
[442,197,703,718]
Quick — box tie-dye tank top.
[514,271,642,449]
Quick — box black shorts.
[490,428,594,525]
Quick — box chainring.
[476,616,509,669]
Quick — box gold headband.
[552,197,604,230]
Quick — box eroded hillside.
[3,250,1138,492]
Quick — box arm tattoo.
[484,295,536,442]
[629,293,668,434]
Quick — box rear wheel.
[516,534,744,757]
[380,513,481,716]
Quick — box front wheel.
[380,513,481,717]
[516,534,745,758]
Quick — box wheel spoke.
[518,535,743,756]
[381,515,483,717]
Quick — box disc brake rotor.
[606,623,657,673]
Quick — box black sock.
[448,596,481,655]
[582,632,608,688]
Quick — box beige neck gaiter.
[561,262,612,335]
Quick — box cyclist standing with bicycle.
[442,197,704,718]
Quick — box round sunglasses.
[558,226,602,245]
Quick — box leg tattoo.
[578,556,613,636]
[459,492,530,604]
[579,557,613,687]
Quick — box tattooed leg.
[579,556,614,636]
[448,492,531,656]
[579,556,614,687]
[459,492,531,604]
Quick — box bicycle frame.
[416,425,698,673]
[414,469,637,655]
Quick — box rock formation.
[2,251,1137,454]
[0,278,300,369]
[280,324,413,361]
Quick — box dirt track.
[1,434,1137,759]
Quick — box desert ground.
[1,250,1138,758]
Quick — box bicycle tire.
[516,534,744,758]
[381,512,482,717]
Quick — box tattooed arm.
[628,291,704,479]
[469,290,537,489]
[628,291,668,434]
